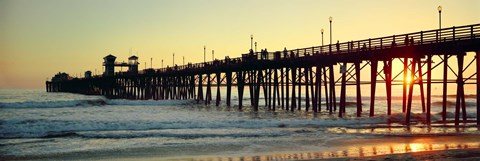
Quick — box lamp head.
[329,16,333,22]
[321,28,324,33]
[438,5,442,13]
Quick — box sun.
[405,75,413,84]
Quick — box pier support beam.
[355,62,362,117]
[206,74,212,105]
[255,70,263,111]
[197,74,203,103]
[280,68,285,109]
[273,68,278,111]
[305,67,310,112]
[384,59,392,115]
[339,62,347,117]
[455,53,466,126]
[237,71,245,109]
[226,72,232,106]
[291,66,297,111]
[406,58,418,125]
[314,66,321,113]
[298,67,302,111]
[329,64,336,112]
[442,53,448,122]
[323,67,330,113]
[426,54,432,124]
[216,72,221,106]
[370,60,378,117]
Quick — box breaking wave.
[0,98,193,108]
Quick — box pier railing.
[145,23,479,75]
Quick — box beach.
[6,134,479,160]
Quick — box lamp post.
[204,45,206,63]
[321,28,324,46]
[183,56,185,65]
[150,58,152,68]
[212,50,214,61]
[254,42,257,53]
[250,34,253,51]
[329,16,333,45]
[161,59,163,68]
[438,5,442,38]
[173,53,175,66]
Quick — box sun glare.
[405,75,412,84]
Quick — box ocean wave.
[0,99,107,108]
[0,117,385,139]
[105,99,193,106]
[431,100,477,107]
[0,98,193,108]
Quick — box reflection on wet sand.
[175,141,480,161]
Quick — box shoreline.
[5,134,478,161]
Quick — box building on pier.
[103,54,140,76]
[51,72,71,82]
[128,55,139,74]
[103,54,116,76]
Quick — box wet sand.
[4,133,479,161]
[331,148,480,161]
[100,134,480,161]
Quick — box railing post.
[329,44,332,55]
[368,39,371,50]
[453,26,456,41]
[420,31,423,45]
[471,26,474,39]
[380,38,383,49]
[436,31,439,43]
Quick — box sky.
[0,0,479,89]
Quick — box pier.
[46,24,480,125]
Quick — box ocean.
[1,88,479,160]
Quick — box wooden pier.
[46,24,480,125]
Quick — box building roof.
[104,54,116,59]
[128,55,138,60]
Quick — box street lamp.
[329,16,333,45]
[204,45,206,63]
[254,42,257,53]
[438,5,442,38]
[212,50,214,61]
[173,53,175,66]
[321,28,324,46]
[183,56,185,65]
[161,59,163,68]
[250,34,253,51]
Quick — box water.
[0,89,479,160]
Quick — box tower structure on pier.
[128,55,139,74]
[103,54,116,76]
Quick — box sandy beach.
[7,133,475,161]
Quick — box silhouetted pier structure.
[46,24,480,125]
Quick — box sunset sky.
[1,0,479,89]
